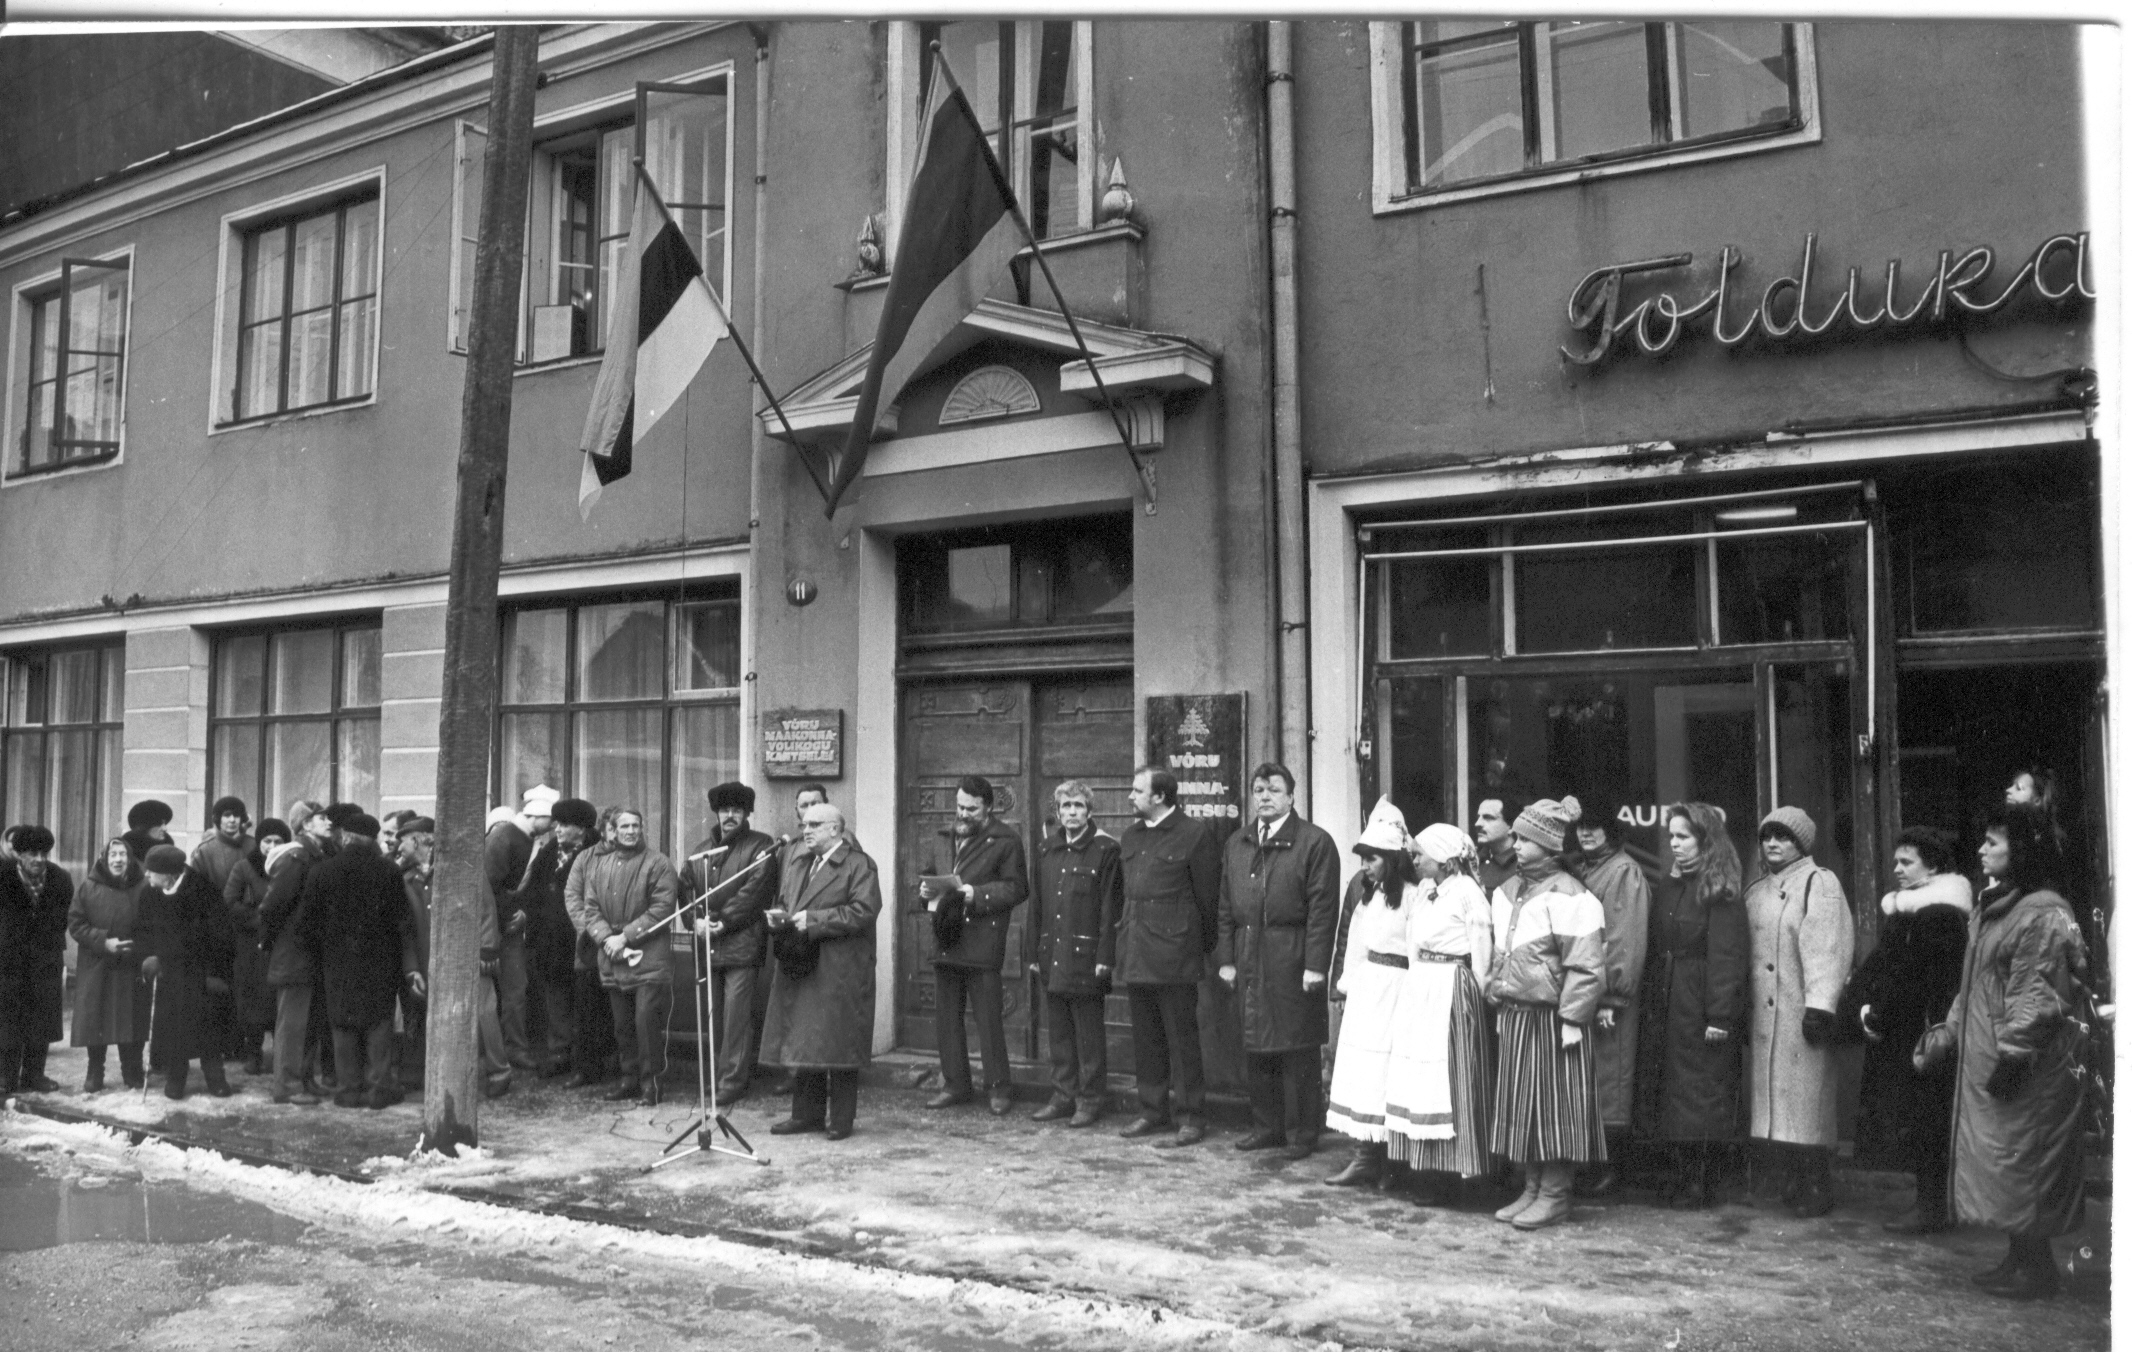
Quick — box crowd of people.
[0,759,2103,1302]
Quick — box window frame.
[885,20,1095,256]
[209,167,387,434]
[3,246,135,486]
[205,618,384,819]
[493,585,744,860]
[1367,20,1820,213]
[0,638,126,875]
[507,67,734,368]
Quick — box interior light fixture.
[1714,504,1798,525]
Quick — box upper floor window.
[1369,21,1817,212]
[8,255,130,480]
[888,22,1092,249]
[463,76,729,365]
[1,640,124,875]
[900,513,1133,637]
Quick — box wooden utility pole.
[421,25,538,1154]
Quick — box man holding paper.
[918,775,1029,1116]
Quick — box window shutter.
[450,119,489,352]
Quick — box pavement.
[1,1038,2112,1352]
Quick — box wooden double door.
[896,675,1137,1065]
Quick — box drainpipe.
[1267,22,1311,805]
[747,24,772,794]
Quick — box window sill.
[211,395,376,437]
[514,353,605,378]
[1374,122,1822,215]
[2,451,121,486]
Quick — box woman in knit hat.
[67,836,153,1091]
[1324,799,1419,1188]
[1483,797,1608,1230]
[1743,805,1854,1218]
[1380,820,1495,1204]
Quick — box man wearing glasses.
[760,804,882,1140]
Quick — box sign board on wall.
[761,708,844,779]
[1145,693,1247,824]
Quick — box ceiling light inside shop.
[1715,504,1798,525]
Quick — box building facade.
[0,21,2104,1088]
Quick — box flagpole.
[631,160,833,504]
[926,45,1160,512]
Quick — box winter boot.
[1495,1163,1544,1223]
[163,1064,189,1101]
[1670,1143,1709,1210]
[1978,1235,2061,1300]
[1513,1161,1576,1230]
[203,1059,234,1098]
[1750,1141,1790,1207]
[1576,1128,1624,1197]
[1327,1142,1386,1188]
[118,1044,144,1090]
[1789,1148,1834,1219]
[83,1047,107,1094]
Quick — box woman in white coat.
[1324,799,1420,1188]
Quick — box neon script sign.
[1561,231,2092,364]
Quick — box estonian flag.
[824,68,1023,516]
[577,169,728,520]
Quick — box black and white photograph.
[0,10,2121,1350]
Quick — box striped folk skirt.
[1488,1000,1606,1164]
[1385,964,1492,1177]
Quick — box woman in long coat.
[1920,802,2090,1300]
[137,844,236,1099]
[1633,802,1748,1208]
[1743,806,1854,1218]
[222,817,289,1075]
[1838,826,1970,1234]
[1572,800,1650,1191]
[760,814,881,1138]
[68,837,153,1091]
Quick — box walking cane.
[139,969,158,1103]
[638,840,787,1171]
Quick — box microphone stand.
[643,841,783,1171]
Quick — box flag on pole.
[824,67,1023,516]
[577,167,728,520]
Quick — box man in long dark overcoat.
[683,782,781,1106]
[299,814,423,1109]
[761,803,881,1139]
[0,825,72,1093]
[1115,768,1224,1148]
[1218,763,1341,1161]
[1028,780,1124,1127]
[259,806,335,1103]
[138,843,236,1099]
[917,774,1028,1115]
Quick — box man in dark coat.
[0,825,72,1093]
[487,785,556,1074]
[1218,763,1341,1161]
[259,804,335,1104]
[299,814,424,1109]
[1115,767,1224,1148]
[762,803,881,1139]
[1028,780,1123,1127]
[521,800,595,1079]
[191,795,257,1064]
[683,782,781,1106]
[917,774,1029,1116]
[138,843,236,1099]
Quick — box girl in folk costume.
[1383,821,1496,1201]
[1485,798,1608,1230]
[1324,798,1420,1187]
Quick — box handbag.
[931,888,968,952]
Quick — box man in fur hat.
[299,813,424,1109]
[684,782,781,1105]
[518,797,598,1078]
[0,825,71,1093]
[122,799,175,864]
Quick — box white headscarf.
[1413,823,1478,871]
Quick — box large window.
[1372,21,1816,208]
[12,256,130,478]
[227,192,380,422]
[919,21,1084,239]
[210,622,381,818]
[1888,450,2100,639]
[1,641,124,875]
[496,589,741,859]
[497,77,729,365]
[899,513,1133,635]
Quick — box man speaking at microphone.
[684,782,781,1107]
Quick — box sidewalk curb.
[5,1096,377,1185]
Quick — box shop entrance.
[895,675,1137,1061]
